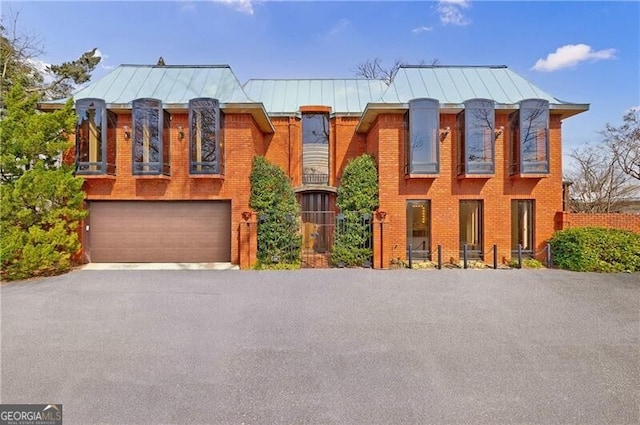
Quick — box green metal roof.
[67,65,254,105]
[381,65,580,105]
[242,79,388,114]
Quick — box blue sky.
[5,0,640,166]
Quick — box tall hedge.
[332,154,379,266]
[249,156,301,265]
[549,227,640,272]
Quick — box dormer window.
[406,98,439,175]
[457,99,495,175]
[189,98,222,174]
[75,98,116,175]
[132,98,170,175]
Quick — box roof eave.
[37,101,275,134]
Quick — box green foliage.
[249,156,301,265]
[549,227,640,272]
[253,261,301,270]
[0,25,97,280]
[332,154,379,267]
[1,165,86,280]
[1,84,75,182]
[508,258,545,269]
[523,258,544,269]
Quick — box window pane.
[132,99,162,174]
[76,99,105,174]
[302,113,329,184]
[511,200,534,253]
[408,99,439,174]
[464,99,494,174]
[459,200,483,259]
[190,98,219,174]
[406,201,430,260]
[520,99,549,174]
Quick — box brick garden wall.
[556,212,640,233]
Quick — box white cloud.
[215,0,254,15]
[412,26,433,34]
[327,18,350,37]
[437,0,471,26]
[180,1,196,11]
[93,49,115,70]
[532,43,616,72]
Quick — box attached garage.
[87,201,231,263]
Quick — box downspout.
[288,117,293,178]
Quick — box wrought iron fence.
[255,210,374,268]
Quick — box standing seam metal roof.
[67,65,254,104]
[242,79,389,114]
[379,66,571,105]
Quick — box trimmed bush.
[332,154,379,267]
[249,156,301,265]
[549,227,640,272]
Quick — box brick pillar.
[373,212,389,269]
[239,212,257,269]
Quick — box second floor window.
[189,98,221,174]
[132,98,170,175]
[510,99,550,175]
[302,113,329,185]
[76,98,116,175]
[458,99,495,175]
[406,98,439,175]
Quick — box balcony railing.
[303,173,329,185]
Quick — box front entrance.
[300,192,335,268]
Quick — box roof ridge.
[400,65,508,69]
[245,78,385,82]
[119,64,232,68]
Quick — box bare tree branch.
[566,144,639,213]
[603,110,640,181]
[354,57,440,85]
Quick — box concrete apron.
[81,263,239,271]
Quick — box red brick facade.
[77,108,573,268]
[58,64,596,268]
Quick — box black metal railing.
[302,173,329,185]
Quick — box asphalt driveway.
[1,269,638,424]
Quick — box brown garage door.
[88,201,231,262]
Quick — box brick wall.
[78,107,572,269]
[556,212,640,233]
[367,112,564,268]
[81,112,264,265]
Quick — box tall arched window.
[510,99,549,175]
[132,98,170,175]
[76,98,116,174]
[457,98,495,175]
[406,98,439,174]
[189,98,221,174]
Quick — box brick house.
[39,64,588,268]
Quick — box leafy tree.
[604,110,640,181]
[249,156,301,266]
[332,154,379,266]
[0,14,100,280]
